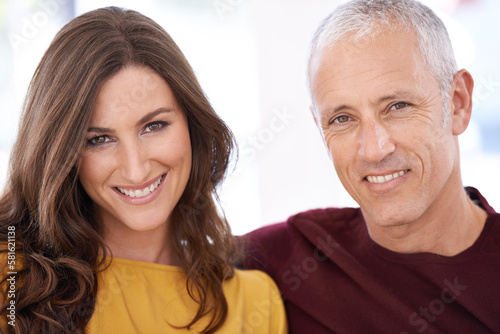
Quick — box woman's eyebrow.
[87,126,113,133]
[136,107,174,126]
[87,107,175,133]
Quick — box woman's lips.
[112,173,167,204]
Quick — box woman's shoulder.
[227,268,286,299]
[226,268,282,297]
[230,268,280,289]
[222,268,288,333]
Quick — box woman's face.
[78,65,192,236]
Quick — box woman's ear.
[449,69,474,135]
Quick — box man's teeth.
[116,175,163,198]
[366,170,407,184]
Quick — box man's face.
[309,29,461,230]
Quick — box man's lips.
[365,169,409,184]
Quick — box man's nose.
[358,119,396,162]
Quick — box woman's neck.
[103,222,178,265]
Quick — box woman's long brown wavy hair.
[0,7,236,334]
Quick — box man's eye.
[392,102,408,110]
[332,115,350,124]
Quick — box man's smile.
[365,170,409,184]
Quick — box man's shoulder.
[240,207,363,270]
[467,186,497,214]
[245,206,361,241]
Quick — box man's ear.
[450,69,474,135]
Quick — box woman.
[0,7,286,334]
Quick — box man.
[241,0,500,333]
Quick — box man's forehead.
[312,26,418,67]
[309,29,440,112]
[311,27,425,80]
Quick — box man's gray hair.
[308,0,458,109]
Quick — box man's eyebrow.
[87,107,175,133]
[375,91,415,104]
[331,104,349,114]
[318,104,351,122]
[323,91,416,119]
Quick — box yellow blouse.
[87,257,287,333]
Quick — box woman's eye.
[332,115,350,124]
[143,121,167,134]
[87,135,110,146]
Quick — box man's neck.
[365,189,488,256]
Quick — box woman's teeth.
[116,175,163,198]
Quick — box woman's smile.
[113,173,167,204]
[78,65,192,234]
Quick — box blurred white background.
[1,0,499,235]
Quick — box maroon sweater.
[241,188,500,333]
